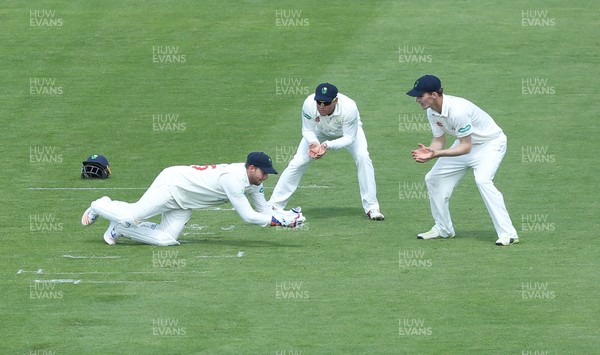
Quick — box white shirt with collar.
[427,94,503,144]
[300,93,362,150]
[162,163,272,226]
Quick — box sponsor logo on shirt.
[458,125,471,133]
[302,112,311,120]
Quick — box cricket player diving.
[81,152,305,246]
[406,75,519,246]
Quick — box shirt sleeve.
[301,96,320,144]
[248,185,271,214]
[323,106,359,150]
[220,174,271,227]
[451,106,473,138]
[427,110,445,138]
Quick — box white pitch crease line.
[17,269,44,274]
[18,270,207,275]
[28,187,147,190]
[34,279,176,284]
[29,185,329,191]
[197,251,245,258]
[62,255,121,259]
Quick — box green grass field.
[1,1,599,354]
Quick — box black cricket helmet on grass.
[81,154,111,179]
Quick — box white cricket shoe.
[81,196,111,225]
[417,226,454,240]
[367,209,385,221]
[495,237,519,246]
[103,221,120,245]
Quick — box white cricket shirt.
[427,95,503,144]
[159,163,272,226]
[301,93,362,150]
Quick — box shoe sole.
[417,235,454,240]
[366,213,385,221]
[103,222,118,245]
[103,232,117,245]
[495,238,519,246]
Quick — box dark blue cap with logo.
[247,152,277,174]
[406,75,442,97]
[314,83,338,102]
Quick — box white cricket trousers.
[424,134,518,239]
[91,169,192,246]
[269,126,380,213]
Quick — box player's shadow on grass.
[176,238,302,249]
[458,230,498,244]
[307,206,364,220]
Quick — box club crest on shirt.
[315,117,320,123]
[436,121,443,127]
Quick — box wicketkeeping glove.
[271,209,306,228]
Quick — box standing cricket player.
[81,152,305,246]
[406,75,519,246]
[269,83,384,220]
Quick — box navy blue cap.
[406,75,442,97]
[247,152,277,174]
[314,83,338,102]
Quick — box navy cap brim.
[314,94,334,102]
[258,166,278,174]
[406,88,424,97]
